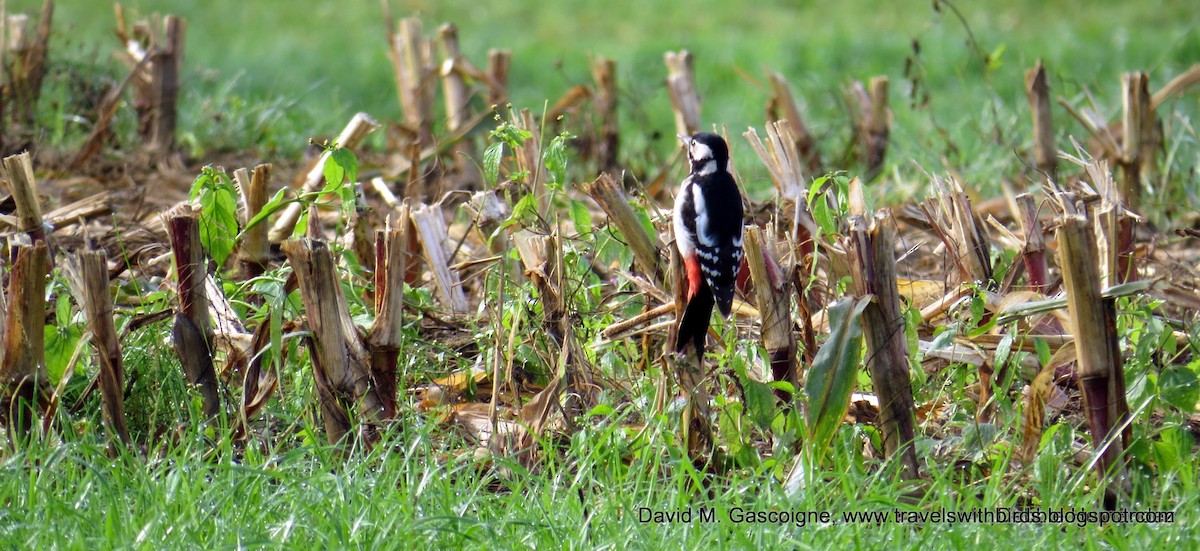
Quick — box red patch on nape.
[685,256,703,301]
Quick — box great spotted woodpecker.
[672,132,744,358]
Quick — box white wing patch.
[691,187,716,247]
[673,179,696,258]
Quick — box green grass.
[2,396,1197,548]
[21,0,1200,191]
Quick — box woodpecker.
[673,132,744,359]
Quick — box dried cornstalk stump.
[743,226,798,401]
[852,76,889,181]
[410,204,469,313]
[113,8,185,158]
[591,55,619,174]
[387,16,436,147]
[486,49,511,106]
[65,250,131,445]
[582,173,666,287]
[234,164,272,276]
[166,207,221,419]
[665,50,700,136]
[1025,60,1057,181]
[766,71,821,174]
[515,230,593,422]
[846,213,919,479]
[438,23,479,185]
[283,238,386,448]
[1,0,53,131]
[366,221,408,419]
[0,243,48,447]
[1056,212,1131,500]
[2,151,46,244]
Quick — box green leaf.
[1034,337,1051,367]
[483,142,504,187]
[744,380,777,430]
[330,147,359,186]
[55,293,72,326]
[806,175,829,206]
[239,188,292,238]
[568,200,592,235]
[718,400,747,457]
[511,193,537,220]
[45,325,83,385]
[1152,426,1194,473]
[543,131,571,188]
[805,296,869,460]
[811,199,833,236]
[993,330,1015,370]
[987,43,1006,71]
[192,169,240,269]
[585,403,615,417]
[1159,364,1200,413]
[767,380,796,395]
[322,152,346,189]
[292,208,310,239]
[188,167,214,201]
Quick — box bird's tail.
[675,289,715,360]
[711,284,736,318]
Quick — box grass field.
[3,0,1200,548]
[26,0,1200,184]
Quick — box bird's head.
[678,132,730,176]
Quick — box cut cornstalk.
[854,76,890,181]
[1026,60,1057,181]
[744,226,798,401]
[234,163,272,276]
[847,213,919,479]
[387,16,435,147]
[146,15,183,157]
[366,220,408,419]
[922,176,994,288]
[1,151,45,244]
[282,238,386,447]
[438,23,478,183]
[410,204,469,313]
[348,183,377,274]
[486,49,510,106]
[0,243,48,447]
[591,55,620,174]
[1,0,53,129]
[65,250,131,445]
[1015,193,1048,292]
[766,71,821,174]
[165,206,220,419]
[1119,72,1153,211]
[515,230,591,421]
[582,173,666,287]
[1056,212,1131,499]
[665,50,700,136]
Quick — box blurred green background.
[11,0,1200,194]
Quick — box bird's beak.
[677,133,690,145]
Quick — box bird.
[672,132,744,360]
